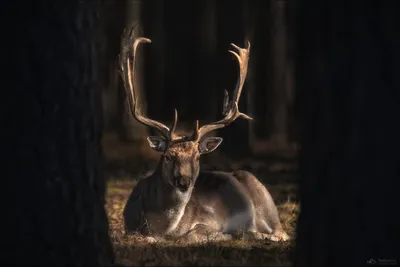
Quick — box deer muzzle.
[174,176,191,192]
[172,164,193,192]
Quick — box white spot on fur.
[144,236,157,243]
[203,206,215,215]
[175,188,190,200]
[165,189,191,234]
[224,210,254,232]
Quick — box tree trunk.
[250,1,272,140]
[269,0,290,148]
[192,0,219,123]
[294,1,400,267]
[141,0,166,126]
[8,1,114,266]
[101,1,126,133]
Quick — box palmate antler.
[120,29,252,144]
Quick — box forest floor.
[103,133,299,267]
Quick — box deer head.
[120,33,252,193]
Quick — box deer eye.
[164,155,172,163]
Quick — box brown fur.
[168,141,198,156]
[123,138,289,243]
[120,36,288,243]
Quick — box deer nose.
[173,175,191,192]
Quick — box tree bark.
[294,1,400,267]
[141,0,166,125]
[250,1,272,140]
[192,0,219,123]
[7,1,114,266]
[268,0,294,150]
[101,0,126,133]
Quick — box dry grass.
[106,179,299,266]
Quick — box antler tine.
[228,40,251,105]
[191,120,200,141]
[120,33,174,140]
[170,109,178,140]
[192,41,253,141]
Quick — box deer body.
[123,140,288,243]
[120,32,289,243]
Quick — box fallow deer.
[120,33,289,243]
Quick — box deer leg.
[233,170,290,242]
[176,224,232,244]
[270,230,290,241]
[230,230,284,242]
[255,218,290,241]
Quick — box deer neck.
[143,161,192,235]
[149,161,192,211]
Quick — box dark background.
[6,0,399,266]
[103,0,298,160]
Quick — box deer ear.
[198,137,223,155]
[147,136,167,152]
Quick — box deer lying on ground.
[120,34,289,243]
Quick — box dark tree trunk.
[294,1,400,267]
[249,0,297,155]
[191,0,219,123]
[163,1,199,123]
[101,1,127,133]
[142,0,166,123]
[268,0,294,150]
[251,1,272,140]
[7,1,114,266]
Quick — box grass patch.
[106,177,299,266]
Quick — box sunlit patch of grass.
[105,177,299,266]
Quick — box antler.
[191,41,253,141]
[119,32,178,141]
